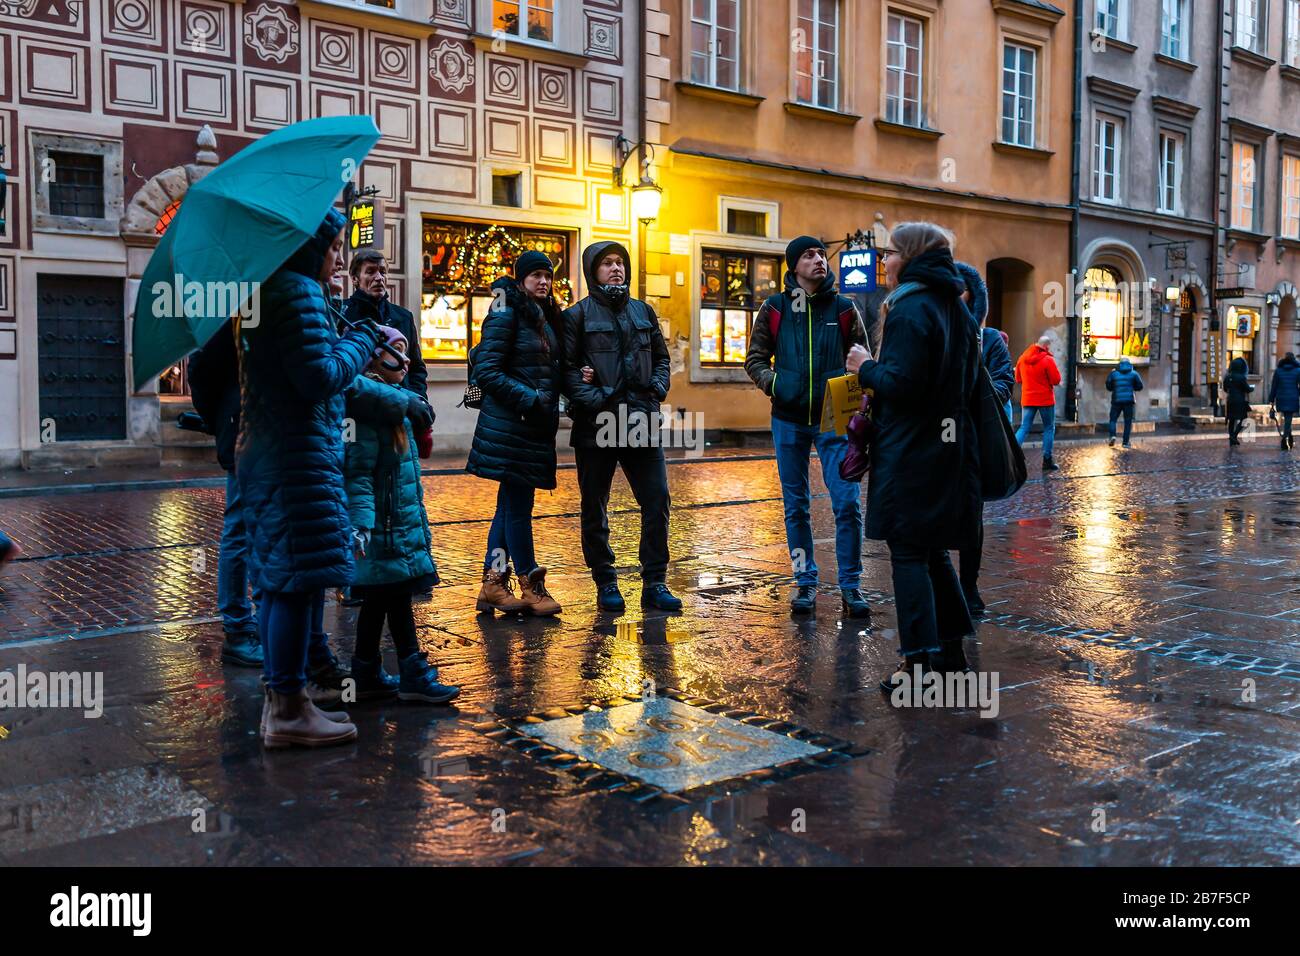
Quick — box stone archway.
[1271,280,1298,363]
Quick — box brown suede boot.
[260,685,349,737]
[476,566,529,614]
[263,687,357,749]
[520,567,561,616]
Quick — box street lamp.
[614,135,662,224]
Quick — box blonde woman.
[845,222,981,691]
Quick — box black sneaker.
[1042,456,1060,471]
[963,588,986,614]
[641,583,683,611]
[840,588,871,618]
[790,585,817,614]
[221,631,263,668]
[880,656,934,694]
[306,656,349,706]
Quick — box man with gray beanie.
[745,235,871,617]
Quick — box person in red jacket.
[1014,335,1063,471]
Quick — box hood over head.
[582,240,631,311]
[1117,357,1133,372]
[953,261,988,324]
[280,207,347,281]
[1229,356,1249,375]
[898,246,964,300]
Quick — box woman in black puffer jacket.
[846,222,981,691]
[467,251,565,616]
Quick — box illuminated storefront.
[419,218,574,363]
[698,248,782,366]
[1225,305,1261,374]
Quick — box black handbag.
[974,364,1026,500]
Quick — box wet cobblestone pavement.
[2,435,1300,865]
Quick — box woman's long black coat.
[857,249,982,550]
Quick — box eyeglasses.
[880,248,899,261]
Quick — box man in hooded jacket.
[563,240,681,613]
[1014,336,1063,471]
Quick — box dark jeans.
[887,541,974,658]
[483,482,538,577]
[1228,416,1248,442]
[355,583,419,662]
[575,445,670,585]
[1281,412,1295,442]
[259,590,315,694]
[1108,402,1135,444]
[957,520,983,596]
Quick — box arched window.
[1080,265,1128,363]
[154,197,182,236]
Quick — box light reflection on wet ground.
[1,437,1299,865]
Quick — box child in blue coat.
[344,326,459,705]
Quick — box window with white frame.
[1093,114,1122,203]
[690,0,741,91]
[795,0,841,111]
[491,0,555,44]
[1161,0,1189,59]
[1001,42,1037,147]
[1286,0,1300,66]
[885,12,924,127]
[1235,0,1263,52]
[1095,0,1127,41]
[1283,154,1300,239]
[1232,140,1258,230]
[1158,131,1184,214]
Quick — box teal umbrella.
[132,115,381,390]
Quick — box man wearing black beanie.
[745,235,872,618]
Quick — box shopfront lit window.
[493,0,554,43]
[1080,266,1130,363]
[699,248,782,366]
[1226,306,1260,374]
[420,219,573,363]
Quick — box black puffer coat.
[1223,356,1254,419]
[857,248,982,550]
[466,276,563,490]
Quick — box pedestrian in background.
[1014,335,1063,471]
[238,208,375,749]
[1223,356,1254,446]
[563,240,681,614]
[954,260,1012,615]
[744,235,871,618]
[1268,352,1299,451]
[468,252,564,617]
[344,326,459,705]
[1105,357,1144,448]
[0,529,20,569]
[846,222,979,690]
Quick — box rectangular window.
[1093,115,1122,203]
[885,12,924,127]
[1286,0,1300,66]
[1158,131,1184,215]
[795,0,840,111]
[1000,43,1036,147]
[492,0,554,44]
[48,151,105,219]
[420,220,572,362]
[1236,0,1261,51]
[1095,0,1127,41]
[1161,0,1188,59]
[1232,141,1258,230]
[699,248,783,366]
[1226,307,1259,373]
[690,0,741,91]
[1283,154,1300,239]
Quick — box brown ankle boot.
[263,688,357,749]
[476,566,529,614]
[260,685,348,737]
[520,567,562,616]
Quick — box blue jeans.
[1016,404,1056,458]
[483,482,538,577]
[1108,402,1134,443]
[771,416,862,590]
[259,590,315,694]
[217,471,256,636]
[1004,400,1013,423]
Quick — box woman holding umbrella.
[238,207,383,749]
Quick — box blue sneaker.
[221,631,264,668]
[350,655,399,700]
[597,582,625,613]
[641,583,683,611]
[398,652,460,705]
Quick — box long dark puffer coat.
[236,208,380,594]
[466,276,563,490]
[1269,353,1300,414]
[857,247,982,549]
[1223,356,1254,419]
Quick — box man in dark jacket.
[563,240,681,613]
[745,235,871,617]
[953,261,1010,614]
[344,250,429,401]
[1105,357,1145,448]
[1268,352,1300,450]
